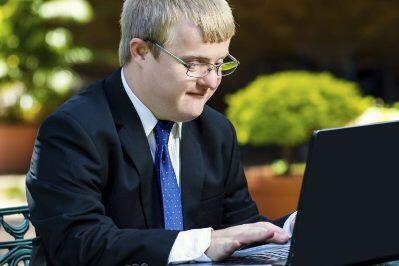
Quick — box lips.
[186,91,206,97]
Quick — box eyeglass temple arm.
[146,40,190,68]
[227,53,240,65]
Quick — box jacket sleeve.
[26,111,178,266]
[220,120,290,229]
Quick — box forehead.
[165,18,231,59]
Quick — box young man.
[26,0,296,265]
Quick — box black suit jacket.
[26,69,288,266]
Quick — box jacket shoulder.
[44,79,113,134]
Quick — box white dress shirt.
[121,68,296,264]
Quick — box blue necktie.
[154,120,184,230]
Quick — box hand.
[205,222,290,261]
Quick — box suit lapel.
[103,69,163,228]
[180,122,205,229]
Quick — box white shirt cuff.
[168,227,212,264]
[283,211,297,236]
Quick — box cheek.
[163,68,192,90]
[150,70,183,93]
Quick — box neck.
[123,64,143,100]
[122,64,168,121]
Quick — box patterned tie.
[154,120,184,230]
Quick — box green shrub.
[226,71,370,149]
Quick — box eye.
[187,60,202,65]
[187,63,198,71]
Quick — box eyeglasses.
[146,40,240,78]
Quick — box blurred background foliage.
[0,0,93,124]
[226,71,370,149]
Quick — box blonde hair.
[119,0,236,66]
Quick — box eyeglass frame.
[145,39,240,78]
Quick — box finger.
[223,222,284,238]
[267,231,291,244]
[235,227,275,244]
[253,222,291,239]
[252,222,286,234]
[248,222,290,241]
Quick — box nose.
[197,68,220,90]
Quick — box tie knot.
[154,120,174,146]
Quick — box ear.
[129,38,150,63]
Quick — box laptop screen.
[289,121,399,265]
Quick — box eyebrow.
[180,53,229,63]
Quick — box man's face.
[141,19,231,122]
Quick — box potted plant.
[0,0,93,174]
[226,71,371,218]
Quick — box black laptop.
[200,121,399,265]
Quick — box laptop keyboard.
[215,243,290,265]
[254,244,290,259]
[235,243,289,258]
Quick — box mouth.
[186,91,206,98]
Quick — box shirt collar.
[121,68,182,138]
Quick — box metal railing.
[0,206,34,266]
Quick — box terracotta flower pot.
[0,124,38,174]
[245,166,303,220]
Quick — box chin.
[177,106,205,122]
